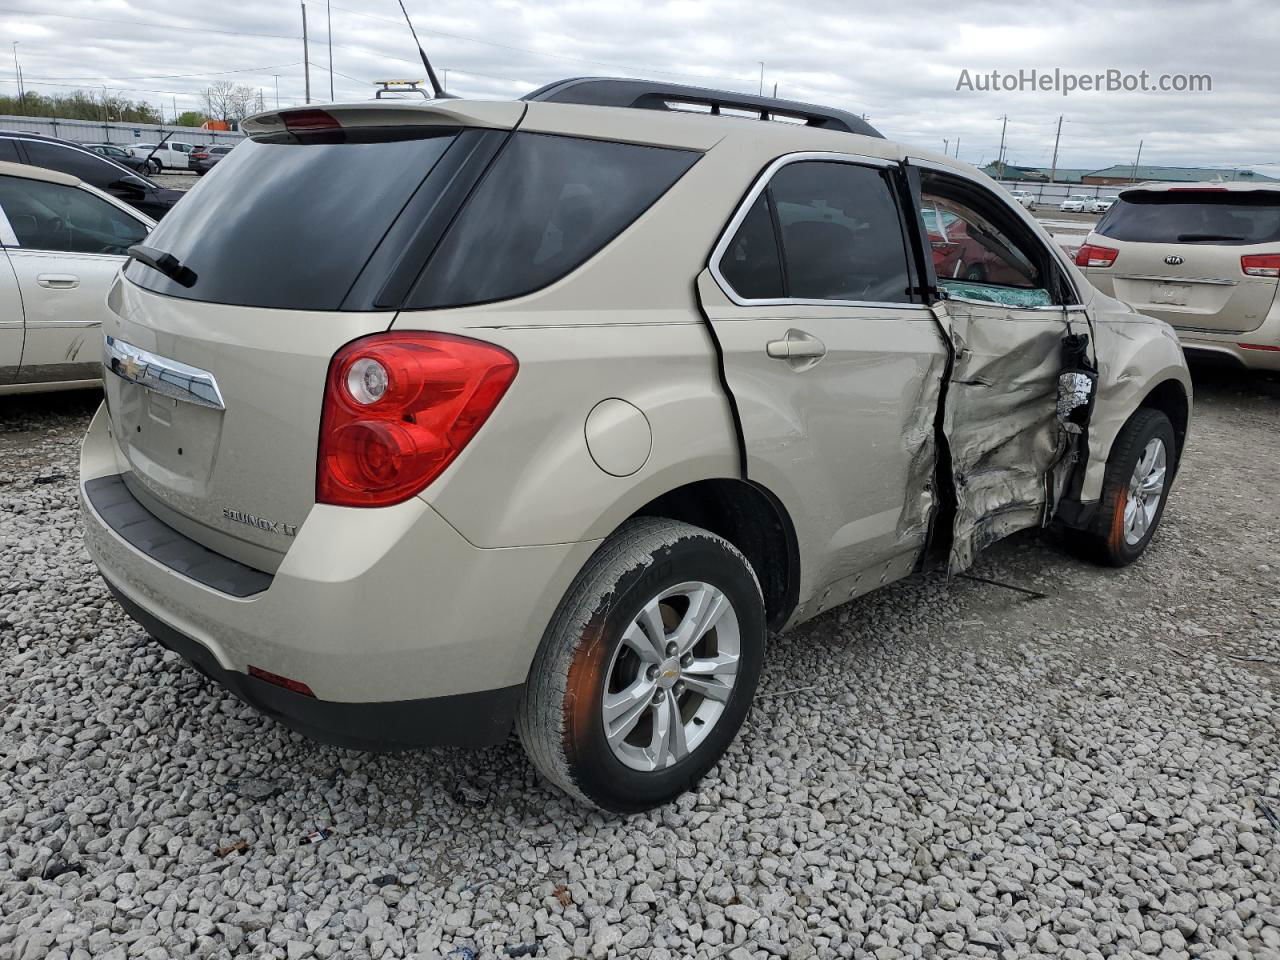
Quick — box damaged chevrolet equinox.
[81,79,1192,811]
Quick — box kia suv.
[80,80,1192,811]
[1076,182,1280,370]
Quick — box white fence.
[0,115,245,147]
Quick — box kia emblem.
[1164,255,1184,265]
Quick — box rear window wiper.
[128,244,197,288]
[1175,233,1248,242]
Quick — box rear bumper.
[1179,334,1280,372]
[79,404,599,748]
[104,578,521,749]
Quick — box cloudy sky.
[3,0,1278,174]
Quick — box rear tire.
[517,518,765,812]
[1067,408,1177,566]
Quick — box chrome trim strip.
[1113,274,1238,286]
[25,319,100,329]
[707,151,916,310]
[103,335,225,410]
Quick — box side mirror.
[111,177,147,197]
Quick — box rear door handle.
[766,329,827,367]
[37,273,80,289]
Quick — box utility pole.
[1130,139,1144,183]
[996,115,1008,177]
[772,82,777,97]
[1049,115,1063,183]
[326,0,334,101]
[758,61,764,96]
[943,138,950,155]
[301,2,312,104]
[274,75,281,108]
[954,137,960,159]
[11,42,22,111]
[172,96,177,123]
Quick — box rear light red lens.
[1241,254,1280,278]
[317,332,518,507]
[283,108,341,132]
[1075,243,1119,268]
[248,666,315,697]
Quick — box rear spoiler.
[240,101,525,141]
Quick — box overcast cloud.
[3,0,1278,174]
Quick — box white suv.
[81,80,1191,811]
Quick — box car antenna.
[394,0,455,99]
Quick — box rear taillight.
[283,108,341,132]
[1075,243,1119,268]
[317,332,518,507]
[1241,254,1280,278]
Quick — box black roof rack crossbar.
[523,77,883,138]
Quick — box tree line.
[1,81,266,127]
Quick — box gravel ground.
[1,367,1278,960]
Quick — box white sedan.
[0,161,153,394]
[1059,195,1093,212]
[1008,190,1038,211]
[1088,196,1118,214]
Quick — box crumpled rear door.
[935,297,1083,572]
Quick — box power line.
[20,62,304,84]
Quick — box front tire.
[517,518,765,812]
[1068,408,1177,566]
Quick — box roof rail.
[523,77,883,139]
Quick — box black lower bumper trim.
[105,580,522,750]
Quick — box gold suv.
[80,79,1192,810]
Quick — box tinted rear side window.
[769,161,912,303]
[406,133,697,309]
[125,132,457,310]
[718,193,785,299]
[1098,191,1280,245]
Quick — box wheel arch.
[1137,377,1190,465]
[626,477,800,632]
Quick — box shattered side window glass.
[922,196,1041,290]
[937,280,1052,308]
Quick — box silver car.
[0,161,152,394]
[1078,182,1280,369]
[80,80,1192,810]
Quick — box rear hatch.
[1084,188,1280,333]
[102,101,523,571]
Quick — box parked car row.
[0,132,183,220]
[1060,194,1118,214]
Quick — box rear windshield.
[1097,191,1280,246]
[125,131,458,310]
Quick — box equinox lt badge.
[223,508,298,537]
